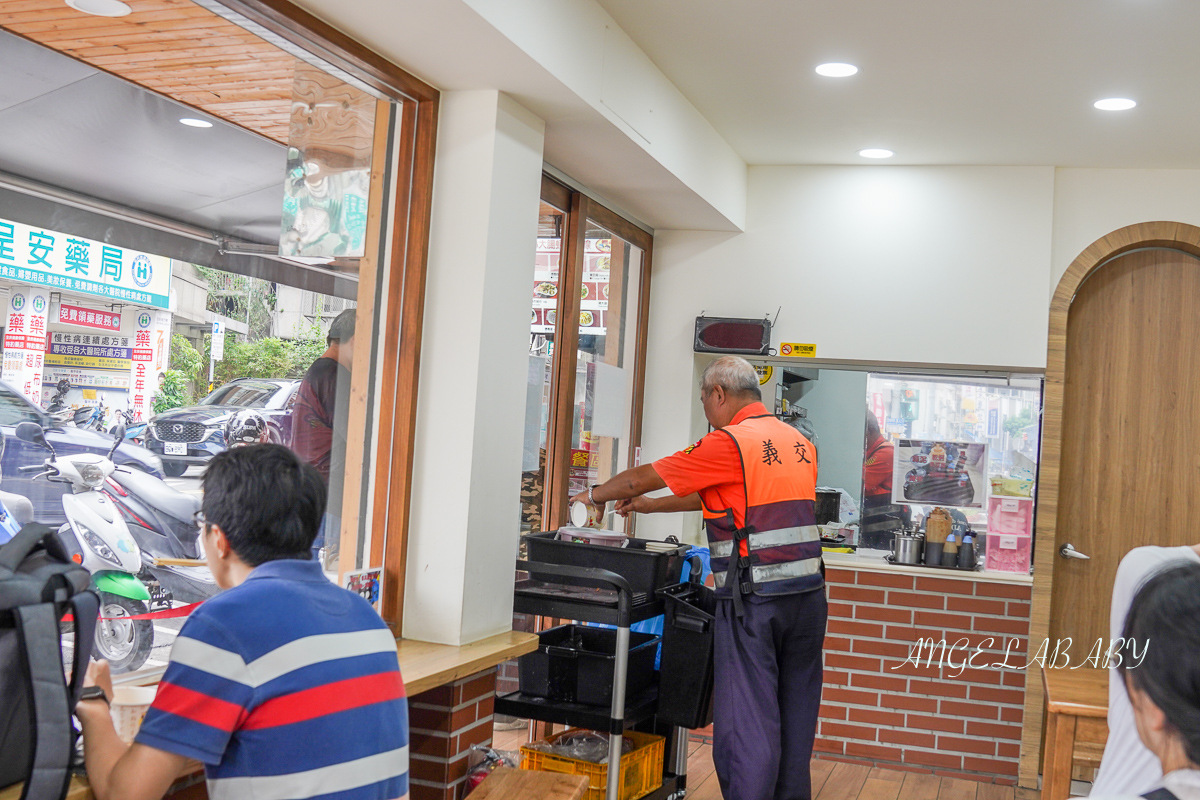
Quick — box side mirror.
[15,421,47,448]
[107,424,125,458]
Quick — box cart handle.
[515,559,634,628]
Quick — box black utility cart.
[497,553,692,800]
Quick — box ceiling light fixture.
[1094,98,1136,111]
[816,63,858,78]
[859,148,893,159]
[64,0,132,17]
[179,118,214,128]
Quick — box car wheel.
[163,461,187,478]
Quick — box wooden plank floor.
[492,727,1017,800]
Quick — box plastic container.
[657,581,716,729]
[525,531,688,596]
[521,728,665,800]
[986,533,1032,573]
[557,527,627,548]
[111,685,157,744]
[518,624,660,705]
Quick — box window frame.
[537,175,655,532]
[206,0,440,631]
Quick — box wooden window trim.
[539,176,655,532]
[213,0,438,103]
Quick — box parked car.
[146,378,298,477]
[0,380,165,525]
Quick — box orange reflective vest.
[703,413,823,611]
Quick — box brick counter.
[817,562,1032,784]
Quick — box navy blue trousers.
[713,589,827,800]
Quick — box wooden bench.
[471,767,589,800]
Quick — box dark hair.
[326,309,357,345]
[1119,561,1200,764]
[201,444,326,566]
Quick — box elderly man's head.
[699,356,763,428]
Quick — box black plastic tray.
[524,531,688,596]
[518,624,660,706]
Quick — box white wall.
[404,91,545,645]
[1051,169,1200,291]
[462,0,747,230]
[636,165,1055,542]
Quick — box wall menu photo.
[891,439,988,509]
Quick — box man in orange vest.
[572,355,826,800]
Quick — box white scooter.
[15,420,155,672]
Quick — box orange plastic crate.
[520,728,664,800]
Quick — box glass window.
[0,382,45,425]
[519,202,566,534]
[569,222,643,532]
[199,380,282,408]
[861,373,1042,549]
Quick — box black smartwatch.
[78,686,109,706]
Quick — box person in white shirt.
[1088,562,1200,800]
[1091,546,1200,798]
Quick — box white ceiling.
[594,0,1200,167]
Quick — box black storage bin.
[524,531,688,598]
[657,581,717,729]
[519,624,660,706]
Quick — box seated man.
[76,444,409,800]
[1091,544,1200,797]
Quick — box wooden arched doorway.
[1019,222,1200,786]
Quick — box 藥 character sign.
[0,217,171,308]
[2,289,48,403]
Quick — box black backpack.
[0,524,99,800]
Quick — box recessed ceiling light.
[816,63,859,78]
[1094,98,1136,111]
[179,118,214,128]
[64,0,132,17]
[859,148,893,159]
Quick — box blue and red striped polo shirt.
[136,559,408,800]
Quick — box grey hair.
[700,356,762,399]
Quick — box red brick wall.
[409,669,497,800]
[818,567,1031,784]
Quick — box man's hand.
[614,496,655,517]
[86,659,114,700]
[569,489,600,510]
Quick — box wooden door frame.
[1018,221,1200,787]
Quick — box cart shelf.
[495,686,660,734]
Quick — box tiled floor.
[491,726,1021,800]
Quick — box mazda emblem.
[173,424,183,434]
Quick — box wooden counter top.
[398,629,539,696]
[2,630,537,800]
[823,550,1033,585]
[0,761,202,800]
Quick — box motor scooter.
[15,420,156,673]
[110,407,148,447]
[103,467,219,605]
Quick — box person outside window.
[572,355,827,800]
[859,410,910,546]
[75,444,409,800]
[292,308,356,564]
[1090,562,1200,800]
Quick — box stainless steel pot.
[892,532,924,565]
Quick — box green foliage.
[1003,407,1036,438]
[152,370,190,414]
[195,266,276,340]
